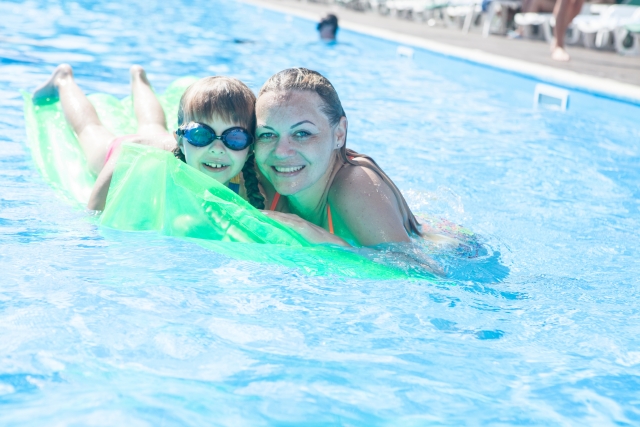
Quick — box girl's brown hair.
[259,68,422,236]
[174,76,264,209]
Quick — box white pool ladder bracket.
[533,84,570,111]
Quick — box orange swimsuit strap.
[268,156,355,235]
[269,192,280,211]
[269,192,334,235]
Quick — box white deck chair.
[513,4,594,42]
[614,19,640,55]
[573,5,640,49]
[442,0,481,28]
[482,0,522,36]
[378,0,449,22]
[412,0,448,21]
[385,0,412,17]
[542,16,582,44]
[367,0,388,12]
[513,12,551,39]
[538,4,594,45]
[383,0,411,16]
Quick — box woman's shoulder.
[329,162,410,245]
[333,161,381,186]
[330,163,395,209]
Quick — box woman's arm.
[262,210,350,247]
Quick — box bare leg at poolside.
[522,0,556,14]
[33,64,115,176]
[552,0,584,61]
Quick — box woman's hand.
[262,211,350,247]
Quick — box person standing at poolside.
[317,14,339,42]
[552,0,584,61]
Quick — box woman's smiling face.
[178,116,249,185]
[254,90,345,197]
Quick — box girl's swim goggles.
[177,122,253,151]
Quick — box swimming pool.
[2,0,640,424]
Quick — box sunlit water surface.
[1,0,639,425]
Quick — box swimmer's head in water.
[317,14,338,40]
[174,76,264,209]
[254,68,348,197]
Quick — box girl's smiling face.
[254,90,346,197]
[177,115,250,185]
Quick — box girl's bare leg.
[129,65,175,151]
[33,64,115,176]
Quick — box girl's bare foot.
[32,64,74,104]
[551,46,570,61]
[129,64,150,85]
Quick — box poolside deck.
[250,0,640,87]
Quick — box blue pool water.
[2,0,640,424]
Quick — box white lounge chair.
[414,0,452,23]
[614,21,640,55]
[382,0,430,17]
[513,4,599,42]
[573,5,640,49]
[445,0,480,28]
[543,15,583,44]
[513,12,552,39]
[482,0,522,36]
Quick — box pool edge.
[240,0,640,106]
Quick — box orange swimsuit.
[267,157,359,235]
[269,192,334,234]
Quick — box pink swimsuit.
[104,135,140,164]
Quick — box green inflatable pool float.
[22,78,435,280]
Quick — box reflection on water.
[1,0,640,425]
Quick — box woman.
[254,68,434,247]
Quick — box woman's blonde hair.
[175,76,264,209]
[259,68,422,236]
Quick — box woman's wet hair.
[258,67,423,236]
[174,76,265,209]
[259,67,345,125]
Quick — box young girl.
[32,64,264,211]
